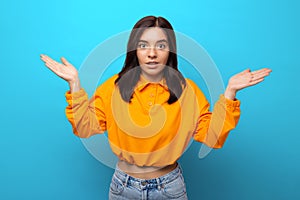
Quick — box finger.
[40,54,49,62]
[45,55,61,66]
[249,77,265,86]
[242,68,251,74]
[252,69,271,81]
[45,62,66,78]
[251,68,272,75]
[46,57,61,67]
[40,54,52,62]
[45,61,59,73]
[41,55,58,66]
[43,57,62,72]
[61,57,71,66]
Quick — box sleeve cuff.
[220,94,241,107]
[65,88,87,100]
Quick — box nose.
[147,47,157,59]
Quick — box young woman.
[40,16,271,200]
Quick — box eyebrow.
[138,39,168,43]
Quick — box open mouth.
[146,61,159,65]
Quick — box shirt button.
[148,102,153,106]
[150,93,154,97]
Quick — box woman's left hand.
[224,68,272,100]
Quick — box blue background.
[1,0,299,199]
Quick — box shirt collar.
[136,74,168,92]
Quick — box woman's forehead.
[139,27,168,42]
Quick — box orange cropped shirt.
[65,74,240,167]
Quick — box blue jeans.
[109,163,188,200]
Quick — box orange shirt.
[65,74,240,167]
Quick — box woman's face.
[136,27,169,82]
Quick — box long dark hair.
[115,16,186,104]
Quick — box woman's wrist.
[69,78,81,93]
[224,86,237,100]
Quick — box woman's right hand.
[40,54,81,93]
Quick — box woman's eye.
[138,43,148,48]
[157,44,166,49]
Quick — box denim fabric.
[109,163,188,200]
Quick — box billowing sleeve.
[65,86,107,138]
[189,80,241,148]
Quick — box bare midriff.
[117,160,178,179]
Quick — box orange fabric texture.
[65,74,240,167]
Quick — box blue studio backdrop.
[1,0,299,199]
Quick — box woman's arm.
[193,68,272,148]
[40,54,106,137]
[65,88,107,138]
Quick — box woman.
[40,16,271,200]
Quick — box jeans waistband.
[113,162,182,190]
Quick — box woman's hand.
[224,68,272,100]
[40,54,81,93]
